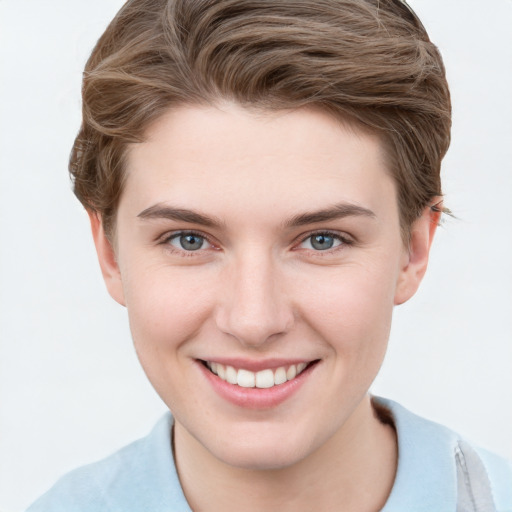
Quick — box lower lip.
[197,361,317,410]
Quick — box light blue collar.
[376,396,458,511]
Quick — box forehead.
[121,103,398,225]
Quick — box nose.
[214,250,294,347]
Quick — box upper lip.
[198,357,317,372]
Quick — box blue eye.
[169,233,209,251]
[300,233,344,251]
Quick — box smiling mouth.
[201,360,318,389]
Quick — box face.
[93,103,435,470]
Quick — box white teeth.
[217,363,226,380]
[274,367,287,385]
[206,361,311,388]
[237,369,255,388]
[255,369,274,388]
[226,365,237,384]
[286,365,297,380]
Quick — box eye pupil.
[311,234,334,250]
[180,234,203,251]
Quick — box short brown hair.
[70,0,451,238]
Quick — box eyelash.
[159,230,216,257]
[295,230,354,254]
[158,229,354,256]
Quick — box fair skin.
[90,103,439,512]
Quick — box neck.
[174,395,397,512]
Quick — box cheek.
[122,266,213,354]
[304,266,395,332]
[297,263,397,356]
[121,267,215,410]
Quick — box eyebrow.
[284,203,376,228]
[137,204,224,228]
[137,202,375,229]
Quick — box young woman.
[26,0,511,510]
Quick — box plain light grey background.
[0,1,511,510]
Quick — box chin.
[205,425,319,471]
[214,445,306,471]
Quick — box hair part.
[70,0,451,240]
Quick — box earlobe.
[88,211,126,306]
[394,200,442,306]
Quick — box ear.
[88,211,126,306]
[394,200,442,305]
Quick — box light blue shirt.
[26,397,512,511]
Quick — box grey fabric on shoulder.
[456,439,497,512]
